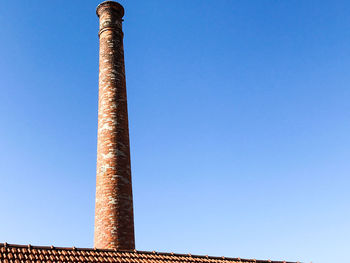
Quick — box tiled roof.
[0,243,297,263]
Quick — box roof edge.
[0,243,299,263]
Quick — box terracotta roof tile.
[0,243,297,263]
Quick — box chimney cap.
[96,1,124,18]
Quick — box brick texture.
[94,1,135,251]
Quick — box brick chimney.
[94,1,135,250]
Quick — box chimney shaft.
[94,1,135,250]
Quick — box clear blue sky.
[0,1,349,263]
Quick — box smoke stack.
[94,1,135,250]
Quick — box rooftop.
[0,243,297,263]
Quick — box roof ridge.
[0,243,298,263]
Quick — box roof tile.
[0,243,297,263]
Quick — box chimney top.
[96,1,124,18]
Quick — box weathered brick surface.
[94,1,135,251]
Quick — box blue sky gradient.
[0,1,349,263]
